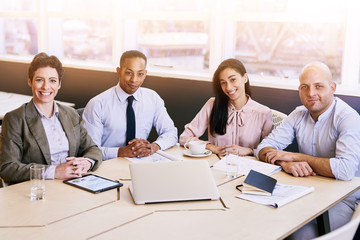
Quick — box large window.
[0,0,359,95]
[232,22,344,82]
[0,0,38,56]
[222,0,349,83]
[48,18,112,62]
[137,20,209,70]
[0,18,37,55]
[121,0,211,72]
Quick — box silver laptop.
[128,160,220,204]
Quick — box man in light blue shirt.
[83,50,178,160]
[257,61,360,239]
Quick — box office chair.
[0,125,3,188]
[313,206,360,240]
[271,109,287,129]
[76,108,84,121]
[0,177,4,188]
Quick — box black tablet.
[64,174,123,193]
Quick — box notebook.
[128,160,220,204]
[242,170,277,196]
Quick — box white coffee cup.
[184,141,207,155]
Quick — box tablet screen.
[64,174,123,193]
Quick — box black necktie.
[126,96,135,144]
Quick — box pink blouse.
[179,97,274,150]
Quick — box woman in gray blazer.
[0,53,102,184]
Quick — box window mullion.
[37,0,47,52]
[341,3,360,88]
[208,0,224,73]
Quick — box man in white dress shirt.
[83,50,178,160]
[257,61,360,239]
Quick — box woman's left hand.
[206,144,227,156]
[54,157,91,179]
[66,157,92,174]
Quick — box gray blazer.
[0,100,102,184]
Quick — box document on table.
[237,183,314,208]
[126,150,183,163]
[212,156,281,176]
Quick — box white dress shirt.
[35,103,69,179]
[256,97,360,181]
[36,102,96,179]
[83,84,178,160]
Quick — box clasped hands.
[207,144,253,157]
[118,138,160,158]
[264,148,316,177]
[55,157,92,179]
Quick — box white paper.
[156,150,183,161]
[125,150,183,163]
[237,183,314,208]
[213,156,281,176]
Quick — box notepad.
[126,150,183,163]
[242,170,277,196]
[237,183,314,208]
[213,156,281,176]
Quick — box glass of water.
[30,164,45,200]
[226,149,239,178]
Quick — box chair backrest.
[312,206,360,240]
[0,125,3,188]
[271,109,287,129]
[76,108,84,120]
[0,177,5,188]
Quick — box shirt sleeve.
[255,109,297,159]
[329,112,360,181]
[44,165,56,179]
[83,99,119,160]
[152,94,178,150]
[85,158,96,169]
[179,98,213,146]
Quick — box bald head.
[299,61,333,84]
[298,61,336,121]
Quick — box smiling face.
[219,67,248,107]
[299,63,336,121]
[117,57,147,95]
[28,66,61,106]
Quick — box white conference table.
[0,91,75,120]
[0,146,359,240]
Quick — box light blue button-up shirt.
[83,84,178,160]
[256,97,360,181]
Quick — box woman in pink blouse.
[179,59,273,156]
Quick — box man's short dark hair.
[120,50,147,68]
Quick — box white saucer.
[183,149,212,158]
